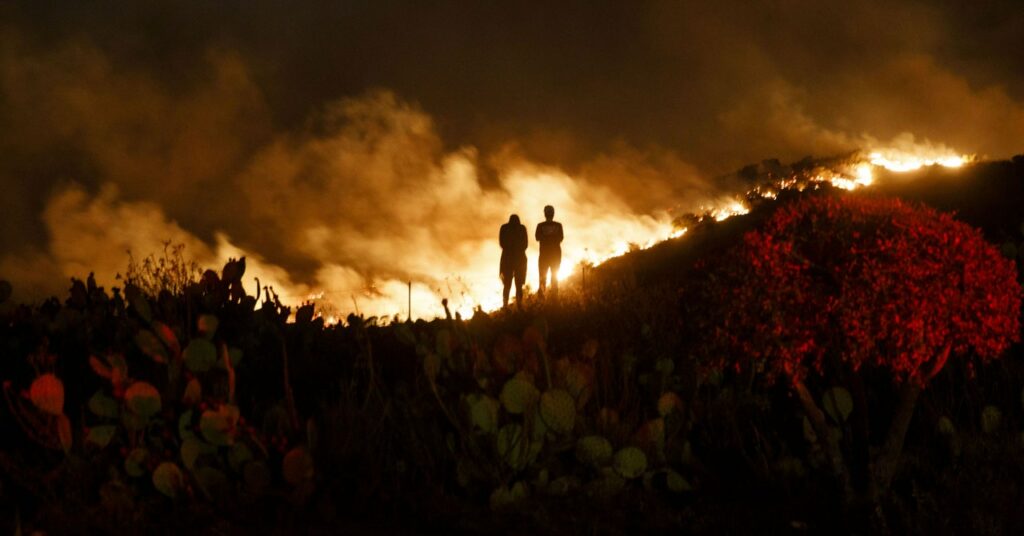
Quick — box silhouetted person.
[499,214,528,307]
[535,205,563,295]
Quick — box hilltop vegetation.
[2,157,1024,534]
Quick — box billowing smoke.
[3,88,694,318]
[3,1,1024,317]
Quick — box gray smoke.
[2,1,1023,315]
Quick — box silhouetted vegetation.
[3,159,1024,534]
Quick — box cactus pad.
[489,481,529,510]
[181,437,210,470]
[497,423,540,471]
[666,470,693,492]
[500,374,539,414]
[937,416,956,435]
[152,462,186,498]
[88,391,119,418]
[822,386,853,423]
[575,435,613,467]
[634,418,665,450]
[56,413,72,452]
[184,338,217,373]
[86,425,117,448]
[562,362,594,408]
[613,447,647,479]
[200,404,240,446]
[135,330,168,364]
[125,381,161,418]
[657,392,684,417]
[539,389,576,435]
[466,394,500,434]
[125,448,148,477]
[183,378,202,406]
[29,373,64,416]
[282,446,315,485]
[198,314,219,338]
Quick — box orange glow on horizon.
[300,142,973,324]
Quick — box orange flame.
[302,141,972,323]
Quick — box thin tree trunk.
[793,380,853,501]
[848,370,871,495]
[871,379,922,500]
[871,344,949,500]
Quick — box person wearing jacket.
[499,214,528,307]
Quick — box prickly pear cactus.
[556,359,594,408]
[197,314,219,338]
[822,386,853,424]
[466,394,500,434]
[29,373,64,416]
[125,448,148,477]
[936,416,956,435]
[88,391,119,418]
[55,414,72,452]
[182,378,202,406]
[666,469,692,492]
[489,480,529,510]
[86,424,117,447]
[613,447,647,479]
[184,338,217,373]
[587,467,626,499]
[657,392,683,417]
[539,389,575,435]
[199,404,240,446]
[634,418,665,452]
[124,381,161,419]
[575,435,613,467]
[181,437,213,470]
[596,407,620,432]
[500,373,540,414]
[282,446,315,486]
[135,330,169,364]
[497,423,540,471]
[152,462,186,498]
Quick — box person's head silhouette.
[544,205,554,221]
[509,214,521,224]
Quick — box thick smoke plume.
[2,1,1024,317]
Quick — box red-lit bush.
[703,194,1019,382]
[689,194,1021,501]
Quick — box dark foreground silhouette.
[499,214,528,307]
[1,157,1024,534]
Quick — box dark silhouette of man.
[535,205,563,295]
[499,214,528,307]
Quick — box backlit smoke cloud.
[2,1,1024,316]
[1,85,694,317]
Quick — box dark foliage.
[2,158,1024,534]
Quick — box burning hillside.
[302,138,975,323]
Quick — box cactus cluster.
[1,260,321,514]
[403,320,696,510]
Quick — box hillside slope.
[579,155,1024,296]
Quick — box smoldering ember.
[2,2,1024,534]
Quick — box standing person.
[499,214,528,307]
[535,205,563,295]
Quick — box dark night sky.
[2,1,1023,313]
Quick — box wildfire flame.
[868,150,969,172]
[302,141,973,323]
